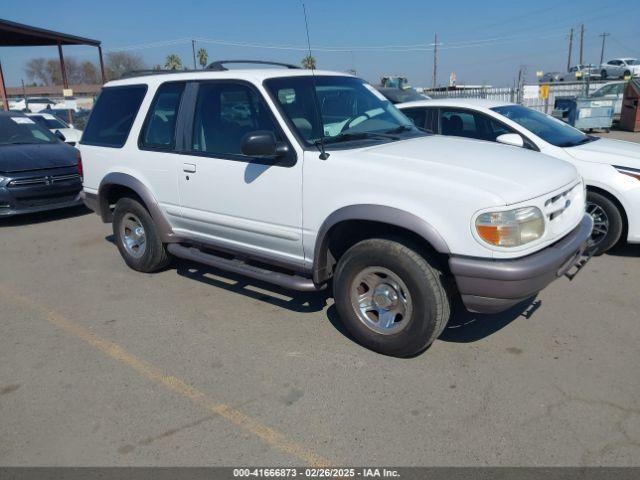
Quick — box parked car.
[26,112,83,145]
[590,81,626,121]
[9,97,58,112]
[398,98,640,254]
[41,108,91,131]
[0,111,83,217]
[539,72,563,83]
[600,58,640,79]
[79,63,592,357]
[558,64,601,82]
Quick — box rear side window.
[140,82,185,150]
[81,85,147,147]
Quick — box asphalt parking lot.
[1,134,639,467]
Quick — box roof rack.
[206,60,301,71]
[119,69,200,79]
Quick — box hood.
[0,142,77,174]
[350,135,578,205]
[565,138,640,169]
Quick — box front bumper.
[0,189,83,217]
[449,214,594,314]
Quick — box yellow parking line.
[0,284,330,467]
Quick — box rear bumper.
[81,191,99,213]
[449,214,594,314]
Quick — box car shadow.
[0,205,90,227]
[605,242,640,257]
[438,298,540,343]
[170,256,538,345]
[174,259,330,314]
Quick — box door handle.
[183,163,196,173]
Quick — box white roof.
[396,98,514,110]
[26,112,57,119]
[107,69,354,88]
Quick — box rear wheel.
[586,191,624,255]
[333,238,451,357]
[113,197,171,272]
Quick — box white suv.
[79,61,593,357]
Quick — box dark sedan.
[0,111,83,217]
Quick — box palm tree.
[164,54,183,71]
[197,48,209,69]
[301,55,317,70]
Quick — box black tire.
[623,70,631,79]
[333,238,451,357]
[113,197,171,272]
[586,190,624,255]
[600,69,608,79]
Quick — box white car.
[26,112,83,145]
[9,97,79,113]
[398,98,640,254]
[600,58,640,79]
[78,63,592,356]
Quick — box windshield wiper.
[385,125,414,134]
[322,131,400,145]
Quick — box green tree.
[197,48,209,69]
[165,54,183,71]
[301,55,317,70]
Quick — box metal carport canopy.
[0,18,105,110]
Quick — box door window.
[191,83,281,156]
[140,82,185,149]
[401,108,426,129]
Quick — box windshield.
[491,104,592,148]
[0,115,58,146]
[264,75,422,147]
[625,60,639,65]
[30,115,68,130]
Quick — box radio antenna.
[302,2,329,160]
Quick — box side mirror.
[54,130,66,142]
[240,130,289,158]
[496,133,524,148]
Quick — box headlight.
[475,207,545,247]
[615,165,640,181]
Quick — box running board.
[167,243,319,292]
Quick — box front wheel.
[333,238,451,357]
[601,69,608,79]
[586,191,624,255]
[113,197,171,272]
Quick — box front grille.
[15,193,78,208]
[8,173,81,188]
[544,183,581,222]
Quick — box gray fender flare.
[98,172,177,242]
[312,204,450,285]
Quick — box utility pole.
[599,32,610,65]
[191,40,197,70]
[567,28,574,71]
[432,33,438,89]
[579,24,584,65]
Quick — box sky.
[1,0,639,88]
